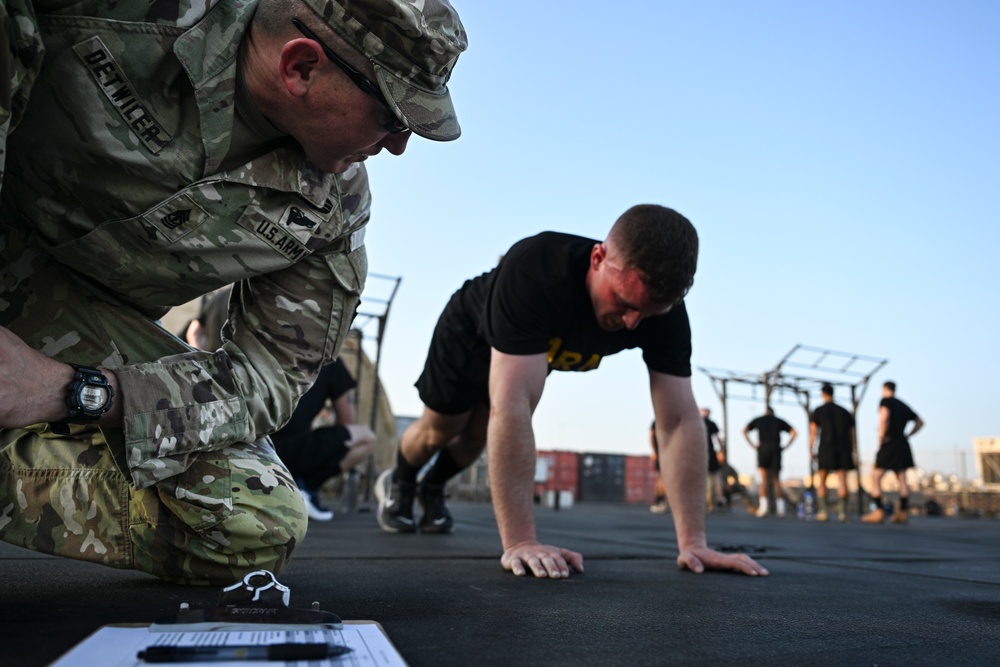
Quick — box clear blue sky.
[358,0,999,482]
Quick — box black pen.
[137,642,353,663]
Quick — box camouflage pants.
[0,231,307,586]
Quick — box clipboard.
[48,571,408,666]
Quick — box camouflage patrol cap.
[303,0,467,141]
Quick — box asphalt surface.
[2,501,998,666]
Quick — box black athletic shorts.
[273,425,351,490]
[414,293,491,415]
[817,442,856,471]
[757,443,782,472]
[875,437,915,472]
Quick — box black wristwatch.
[63,364,114,423]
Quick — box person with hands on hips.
[862,381,924,524]
[374,204,769,579]
[743,406,797,518]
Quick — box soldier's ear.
[591,242,606,269]
[280,39,324,96]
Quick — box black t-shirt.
[746,414,792,448]
[704,417,719,449]
[454,232,692,376]
[704,417,721,472]
[881,396,918,440]
[810,402,855,448]
[271,358,356,443]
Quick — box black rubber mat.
[2,502,998,666]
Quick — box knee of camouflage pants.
[1,425,307,585]
[130,437,308,585]
[0,228,307,583]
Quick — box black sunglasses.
[292,18,408,134]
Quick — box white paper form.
[50,622,407,667]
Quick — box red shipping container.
[624,454,661,505]
[536,450,580,499]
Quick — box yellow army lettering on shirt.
[547,338,601,372]
[73,37,172,154]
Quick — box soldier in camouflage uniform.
[0,0,467,585]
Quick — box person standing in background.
[809,385,856,522]
[863,381,924,524]
[701,408,726,511]
[744,407,797,518]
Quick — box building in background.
[974,437,1000,489]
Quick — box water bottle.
[341,470,360,513]
[802,489,815,521]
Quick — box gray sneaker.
[375,469,417,533]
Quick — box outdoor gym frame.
[699,344,887,516]
[346,272,402,511]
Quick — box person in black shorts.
[701,408,726,510]
[809,384,856,522]
[375,204,768,579]
[182,289,376,522]
[269,358,376,521]
[862,381,924,525]
[743,407,797,518]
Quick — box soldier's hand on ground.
[677,546,769,577]
[501,541,584,579]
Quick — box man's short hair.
[821,384,834,397]
[883,381,896,392]
[608,204,698,305]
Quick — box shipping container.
[578,453,625,502]
[537,451,660,505]
[535,450,580,502]
[625,454,662,505]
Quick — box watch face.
[81,385,110,410]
